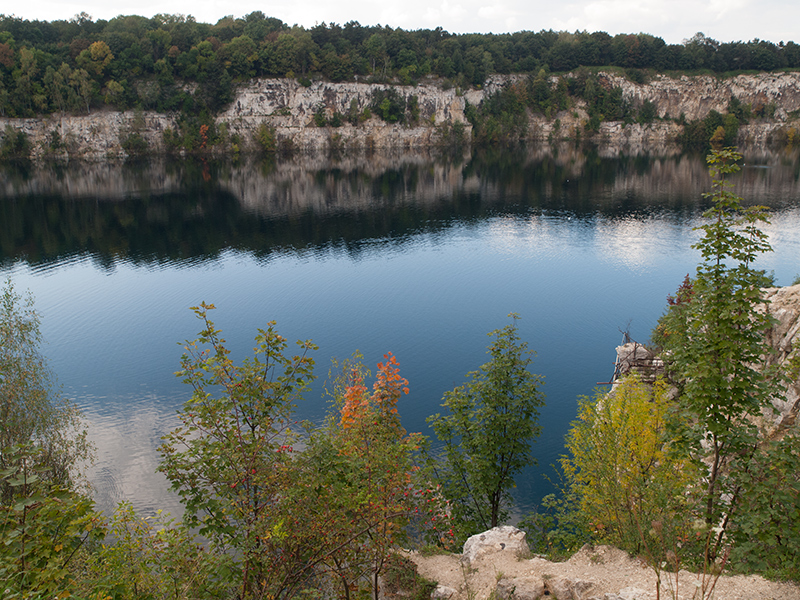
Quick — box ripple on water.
[80,392,184,517]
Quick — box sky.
[5,0,800,45]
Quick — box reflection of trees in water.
[1,147,799,268]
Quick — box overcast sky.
[7,0,800,45]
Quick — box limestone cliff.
[614,283,800,434]
[2,72,800,159]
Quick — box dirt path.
[410,544,800,600]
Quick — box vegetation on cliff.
[1,13,800,156]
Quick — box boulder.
[431,585,458,599]
[617,587,653,600]
[496,576,545,600]
[544,577,596,600]
[461,526,529,566]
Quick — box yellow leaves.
[562,376,697,545]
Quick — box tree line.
[1,12,800,121]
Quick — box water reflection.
[3,147,799,270]
[2,147,800,518]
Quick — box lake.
[2,145,800,518]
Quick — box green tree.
[0,280,99,597]
[69,68,94,114]
[0,280,91,500]
[655,147,781,561]
[158,303,317,599]
[427,314,544,540]
[254,121,277,154]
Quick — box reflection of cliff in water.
[2,146,799,268]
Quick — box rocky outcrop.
[461,526,530,566]
[3,72,800,159]
[612,283,800,433]
[219,78,470,152]
[762,284,800,433]
[599,71,800,122]
[0,79,471,160]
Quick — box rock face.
[2,72,800,159]
[613,283,800,432]
[219,78,470,152]
[599,71,800,122]
[763,283,800,433]
[0,78,471,160]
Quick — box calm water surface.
[2,146,800,517]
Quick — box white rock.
[461,526,529,566]
[496,576,545,600]
[431,585,457,599]
[618,587,653,600]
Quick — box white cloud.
[7,0,800,43]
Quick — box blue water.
[2,149,800,518]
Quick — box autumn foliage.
[310,352,450,599]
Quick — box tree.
[158,303,317,599]
[0,279,91,501]
[427,314,544,540]
[296,353,445,600]
[561,377,698,555]
[654,147,781,561]
[0,280,99,597]
[69,67,94,114]
[76,40,114,76]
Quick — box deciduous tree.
[428,314,544,540]
[0,280,91,501]
[561,377,698,555]
[158,302,317,599]
[655,147,783,561]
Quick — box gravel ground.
[410,544,800,600]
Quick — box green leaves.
[728,435,800,579]
[0,444,104,599]
[159,303,318,599]
[0,279,92,505]
[655,147,786,564]
[428,314,544,541]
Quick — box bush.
[0,126,31,160]
[121,132,149,156]
[560,377,698,557]
[254,122,277,154]
[370,88,407,124]
[638,99,657,124]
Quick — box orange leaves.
[339,352,409,432]
[375,352,410,402]
[340,367,369,429]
